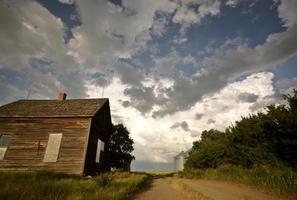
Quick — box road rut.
[179,179,289,200]
[134,178,184,200]
[134,178,294,200]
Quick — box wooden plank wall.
[84,101,112,175]
[0,117,90,175]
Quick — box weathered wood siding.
[0,118,90,175]
[84,101,112,175]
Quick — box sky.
[0,0,297,170]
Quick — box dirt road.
[134,178,184,200]
[134,178,293,200]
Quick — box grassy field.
[180,166,297,194]
[143,171,175,177]
[0,171,150,200]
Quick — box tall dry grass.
[0,171,149,200]
[181,165,297,194]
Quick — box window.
[43,133,62,162]
[0,135,11,160]
[96,139,105,163]
[101,141,105,151]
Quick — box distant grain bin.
[174,150,190,171]
[0,93,112,175]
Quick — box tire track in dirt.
[178,179,293,200]
[134,178,185,200]
[135,178,295,200]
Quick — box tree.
[185,129,231,169]
[109,123,135,171]
[185,89,297,169]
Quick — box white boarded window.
[96,139,105,163]
[0,135,11,160]
[101,141,105,151]
[43,133,62,162]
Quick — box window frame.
[95,139,104,163]
[0,134,12,160]
[43,133,63,163]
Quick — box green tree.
[109,123,135,171]
[227,113,277,167]
[185,129,231,169]
[264,90,297,167]
[186,89,297,170]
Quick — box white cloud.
[68,0,176,70]
[150,15,169,37]
[86,72,277,162]
[226,0,240,7]
[179,72,276,134]
[173,37,188,44]
[58,0,74,4]
[278,0,297,27]
[0,0,87,101]
[173,0,221,25]
[1,0,296,164]
[149,0,297,117]
[87,78,193,162]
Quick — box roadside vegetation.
[0,171,149,200]
[181,166,297,194]
[183,89,297,194]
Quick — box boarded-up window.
[43,133,62,162]
[101,141,105,151]
[0,135,11,160]
[96,139,104,163]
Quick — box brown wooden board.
[84,100,112,175]
[0,117,91,175]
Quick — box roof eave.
[0,115,94,118]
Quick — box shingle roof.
[0,99,108,117]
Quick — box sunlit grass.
[143,171,175,176]
[0,171,149,200]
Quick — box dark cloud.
[111,114,123,123]
[152,70,226,118]
[248,95,279,112]
[123,86,156,114]
[90,70,114,87]
[170,121,190,132]
[275,77,297,94]
[190,130,201,137]
[207,119,216,124]
[121,100,131,107]
[180,121,190,131]
[238,92,259,103]
[170,120,200,137]
[115,63,145,86]
[195,113,204,120]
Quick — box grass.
[0,171,150,200]
[180,165,297,195]
[168,178,211,200]
[143,171,175,178]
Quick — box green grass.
[0,171,150,200]
[143,171,175,177]
[180,166,297,194]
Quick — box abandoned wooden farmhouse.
[0,93,112,175]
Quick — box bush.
[181,166,297,193]
[186,90,297,169]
